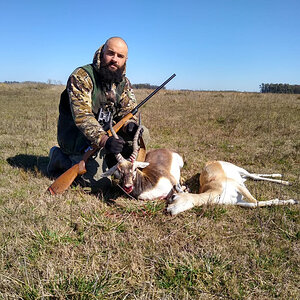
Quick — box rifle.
[47,73,176,195]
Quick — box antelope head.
[102,117,149,194]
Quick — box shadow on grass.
[7,154,49,177]
[6,154,123,202]
[184,173,201,193]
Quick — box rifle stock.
[47,73,176,195]
[48,161,86,195]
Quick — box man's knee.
[70,148,112,193]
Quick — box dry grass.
[0,83,299,299]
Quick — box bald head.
[102,37,128,73]
[104,37,128,57]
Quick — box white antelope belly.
[139,177,173,200]
[217,181,242,205]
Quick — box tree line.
[260,83,300,94]
[2,81,165,90]
[132,83,165,90]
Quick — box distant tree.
[132,83,165,90]
[3,81,19,84]
[260,83,300,94]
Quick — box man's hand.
[105,136,125,154]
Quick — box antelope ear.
[133,161,150,169]
[101,165,118,177]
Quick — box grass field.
[0,83,299,299]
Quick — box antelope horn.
[129,113,143,162]
[109,117,126,163]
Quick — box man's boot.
[47,146,72,177]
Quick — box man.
[47,37,149,193]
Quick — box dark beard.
[98,63,125,83]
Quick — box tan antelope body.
[167,161,298,215]
[102,119,183,200]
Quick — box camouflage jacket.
[57,45,137,155]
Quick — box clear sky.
[1,0,299,91]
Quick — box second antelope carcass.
[102,122,184,200]
[167,160,298,215]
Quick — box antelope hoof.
[167,194,195,215]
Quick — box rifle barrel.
[131,73,176,115]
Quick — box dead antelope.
[167,160,298,215]
[102,120,184,200]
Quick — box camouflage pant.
[69,126,150,193]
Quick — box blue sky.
[1,0,299,91]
